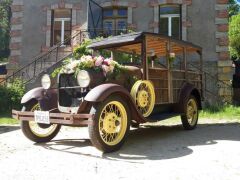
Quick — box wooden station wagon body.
[12,32,203,152]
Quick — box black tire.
[181,95,199,130]
[20,100,61,143]
[88,96,130,153]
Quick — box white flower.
[169,53,176,58]
[102,65,112,74]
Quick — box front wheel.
[21,100,61,143]
[88,96,130,153]
[181,95,199,130]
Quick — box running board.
[146,113,180,122]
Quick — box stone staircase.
[188,62,233,105]
[0,30,89,89]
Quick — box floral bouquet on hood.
[58,55,125,78]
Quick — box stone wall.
[0,75,6,85]
[215,0,232,101]
[9,0,88,69]
[8,0,24,74]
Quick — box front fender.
[21,87,58,111]
[85,84,130,102]
[21,87,45,104]
[84,83,146,123]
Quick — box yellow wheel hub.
[137,90,149,108]
[99,101,127,146]
[102,113,120,134]
[131,80,155,117]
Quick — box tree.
[228,0,240,17]
[0,0,12,61]
[229,14,240,59]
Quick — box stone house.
[9,0,231,100]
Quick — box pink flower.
[103,58,112,66]
[94,56,104,67]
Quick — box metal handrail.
[188,62,232,88]
[188,62,232,104]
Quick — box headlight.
[77,70,91,88]
[41,74,51,90]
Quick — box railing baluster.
[33,61,36,77]
[56,47,59,62]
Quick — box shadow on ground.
[37,123,240,162]
[0,126,20,134]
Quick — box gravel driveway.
[0,119,240,180]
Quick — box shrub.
[229,14,240,59]
[0,79,25,113]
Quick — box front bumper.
[12,110,93,126]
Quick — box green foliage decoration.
[73,39,92,59]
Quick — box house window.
[51,9,72,46]
[159,5,181,39]
[103,7,128,36]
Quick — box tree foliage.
[228,0,240,17]
[0,0,12,61]
[229,14,240,59]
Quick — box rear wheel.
[181,95,199,130]
[21,100,61,143]
[88,96,130,153]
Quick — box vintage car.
[12,32,203,153]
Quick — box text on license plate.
[34,111,50,124]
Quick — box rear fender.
[84,84,146,123]
[21,87,58,111]
[175,82,202,113]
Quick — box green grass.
[0,113,18,125]
[0,58,9,63]
[200,105,240,120]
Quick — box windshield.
[94,49,142,67]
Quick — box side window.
[159,5,181,40]
[51,9,72,46]
[170,43,184,70]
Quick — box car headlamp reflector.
[77,70,91,88]
[41,74,51,90]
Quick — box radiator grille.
[58,74,87,107]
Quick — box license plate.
[34,111,50,124]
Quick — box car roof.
[88,32,202,56]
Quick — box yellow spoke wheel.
[131,80,155,117]
[28,104,59,138]
[99,101,127,146]
[181,96,199,130]
[20,100,61,143]
[186,99,198,125]
[89,96,130,153]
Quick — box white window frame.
[160,14,180,37]
[54,17,71,46]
